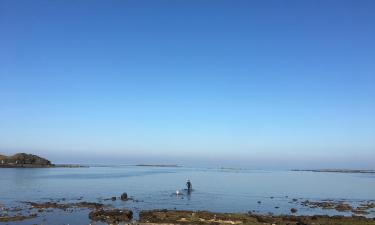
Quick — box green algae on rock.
[139,210,375,225]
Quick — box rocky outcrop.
[89,209,133,223]
[0,153,52,167]
[120,193,128,201]
[139,210,375,225]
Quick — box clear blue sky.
[1,0,374,168]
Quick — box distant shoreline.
[135,164,180,167]
[0,164,88,168]
[292,169,375,174]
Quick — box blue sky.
[1,0,374,168]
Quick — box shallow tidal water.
[1,166,375,224]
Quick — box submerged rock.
[291,208,298,213]
[0,213,37,222]
[25,201,104,210]
[89,209,133,223]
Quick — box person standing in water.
[186,179,192,191]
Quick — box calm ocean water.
[1,166,375,224]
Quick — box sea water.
[1,166,375,224]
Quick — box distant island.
[0,153,86,168]
[292,169,375,174]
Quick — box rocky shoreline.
[138,209,375,225]
[1,196,375,224]
[2,207,375,224]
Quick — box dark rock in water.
[89,209,133,223]
[352,208,370,215]
[291,208,298,213]
[302,199,359,213]
[0,153,52,167]
[73,201,104,209]
[0,213,37,222]
[335,203,353,212]
[352,201,375,215]
[25,201,103,210]
[120,193,128,201]
[257,201,261,204]
[111,196,116,201]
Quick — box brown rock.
[335,203,353,212]
[89,209,133,223]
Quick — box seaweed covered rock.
[139,210,375,225]
[89,209,133,223]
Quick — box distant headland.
[0,153,85,168]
